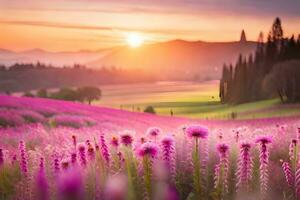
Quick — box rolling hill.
[0,39,257,80]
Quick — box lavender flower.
[19,141,28,175]
[214,143,229,198]
[100,134,110,166]
[57,167,84,200]
[71,153,77,165]
[61,159,70,170]
[0,148,3,166]
[87,146,95,161]
[35,158,49,200]
[54,157,60,174]
[77,143,87,167]
[256,136,272,199]
[236,142,253,192]
[72,135,77,149]
[138,142,159,199]
[185,125,209,197]
[282,161,294,187]
[160,135,176,181]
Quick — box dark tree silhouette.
[220,17,300,104]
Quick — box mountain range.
[0,39,257,80]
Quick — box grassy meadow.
[97,80,300,119]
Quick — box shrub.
[49,115,96,129]
[144,106,156,114]
[18,110,45,123]
[0,110,25,128]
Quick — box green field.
[97,81,300,119]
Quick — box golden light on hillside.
[126,33,144,48]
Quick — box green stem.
[143,156,152,199]
[193,138,201,197]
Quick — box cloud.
[0,20,201,35]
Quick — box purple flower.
[216,143,229,156]
[0,149,4,166]
[255,136,272,145]
[61,159,70,170]
[282,161,293,187]
[77,143,87,167]
[256,136,272,198]
[35,159,49,200]
[120,131,134,146]
[138,142,159,158]
[57,167,84,200]
[214,143,229,195]
[87,147,95,161]
[19,141,28,175]
[54,157,60,174]
[147,127,161,138]
[71,153,77,165]
[160,135,176,181]
[110,136,119,147]
[100,134,110,165]
[236,142,253,192]
[71,135,77,149]
[185,125,209,139]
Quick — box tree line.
[23,86,101,105]
[220,17,300,104]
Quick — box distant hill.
[0,39,257,81]
[87,40,257,80]
[0,48,112,66]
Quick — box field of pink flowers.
[0,95,300,200]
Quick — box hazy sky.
[0,0,300,51]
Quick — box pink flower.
[138,142,159,158]
[236,141,253,192]
[110,136,119,147]
[147,127,161,137]
[0,149,3,166]
[185,125,209,139]
[120,131,134,146]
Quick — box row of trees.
[24,86,101,105]
[220,17,300,104]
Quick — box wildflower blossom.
[160,135,176,181]
[214,143,230,197]
[120,131,134,146]
[236,142,253,192]
[282,161,294,187]
[0,148,3,166]
[100,134,110,165]
[185,125,209,139]
[185,125,209,197]
[19,141,28,175]
[256,136,272,199]
[138,142,159,199]
[110,136,119,147]
[57,167,84,200]
[35,157,49,200]
[147,127,161,142]
[77,143,87,167]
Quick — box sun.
[126,33,144,48]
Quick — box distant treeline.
[220,17,300,104]
[0,62,154,92]
[23,86,101,105]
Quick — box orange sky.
[0,0,300,51]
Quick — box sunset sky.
[0,0,300,51]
